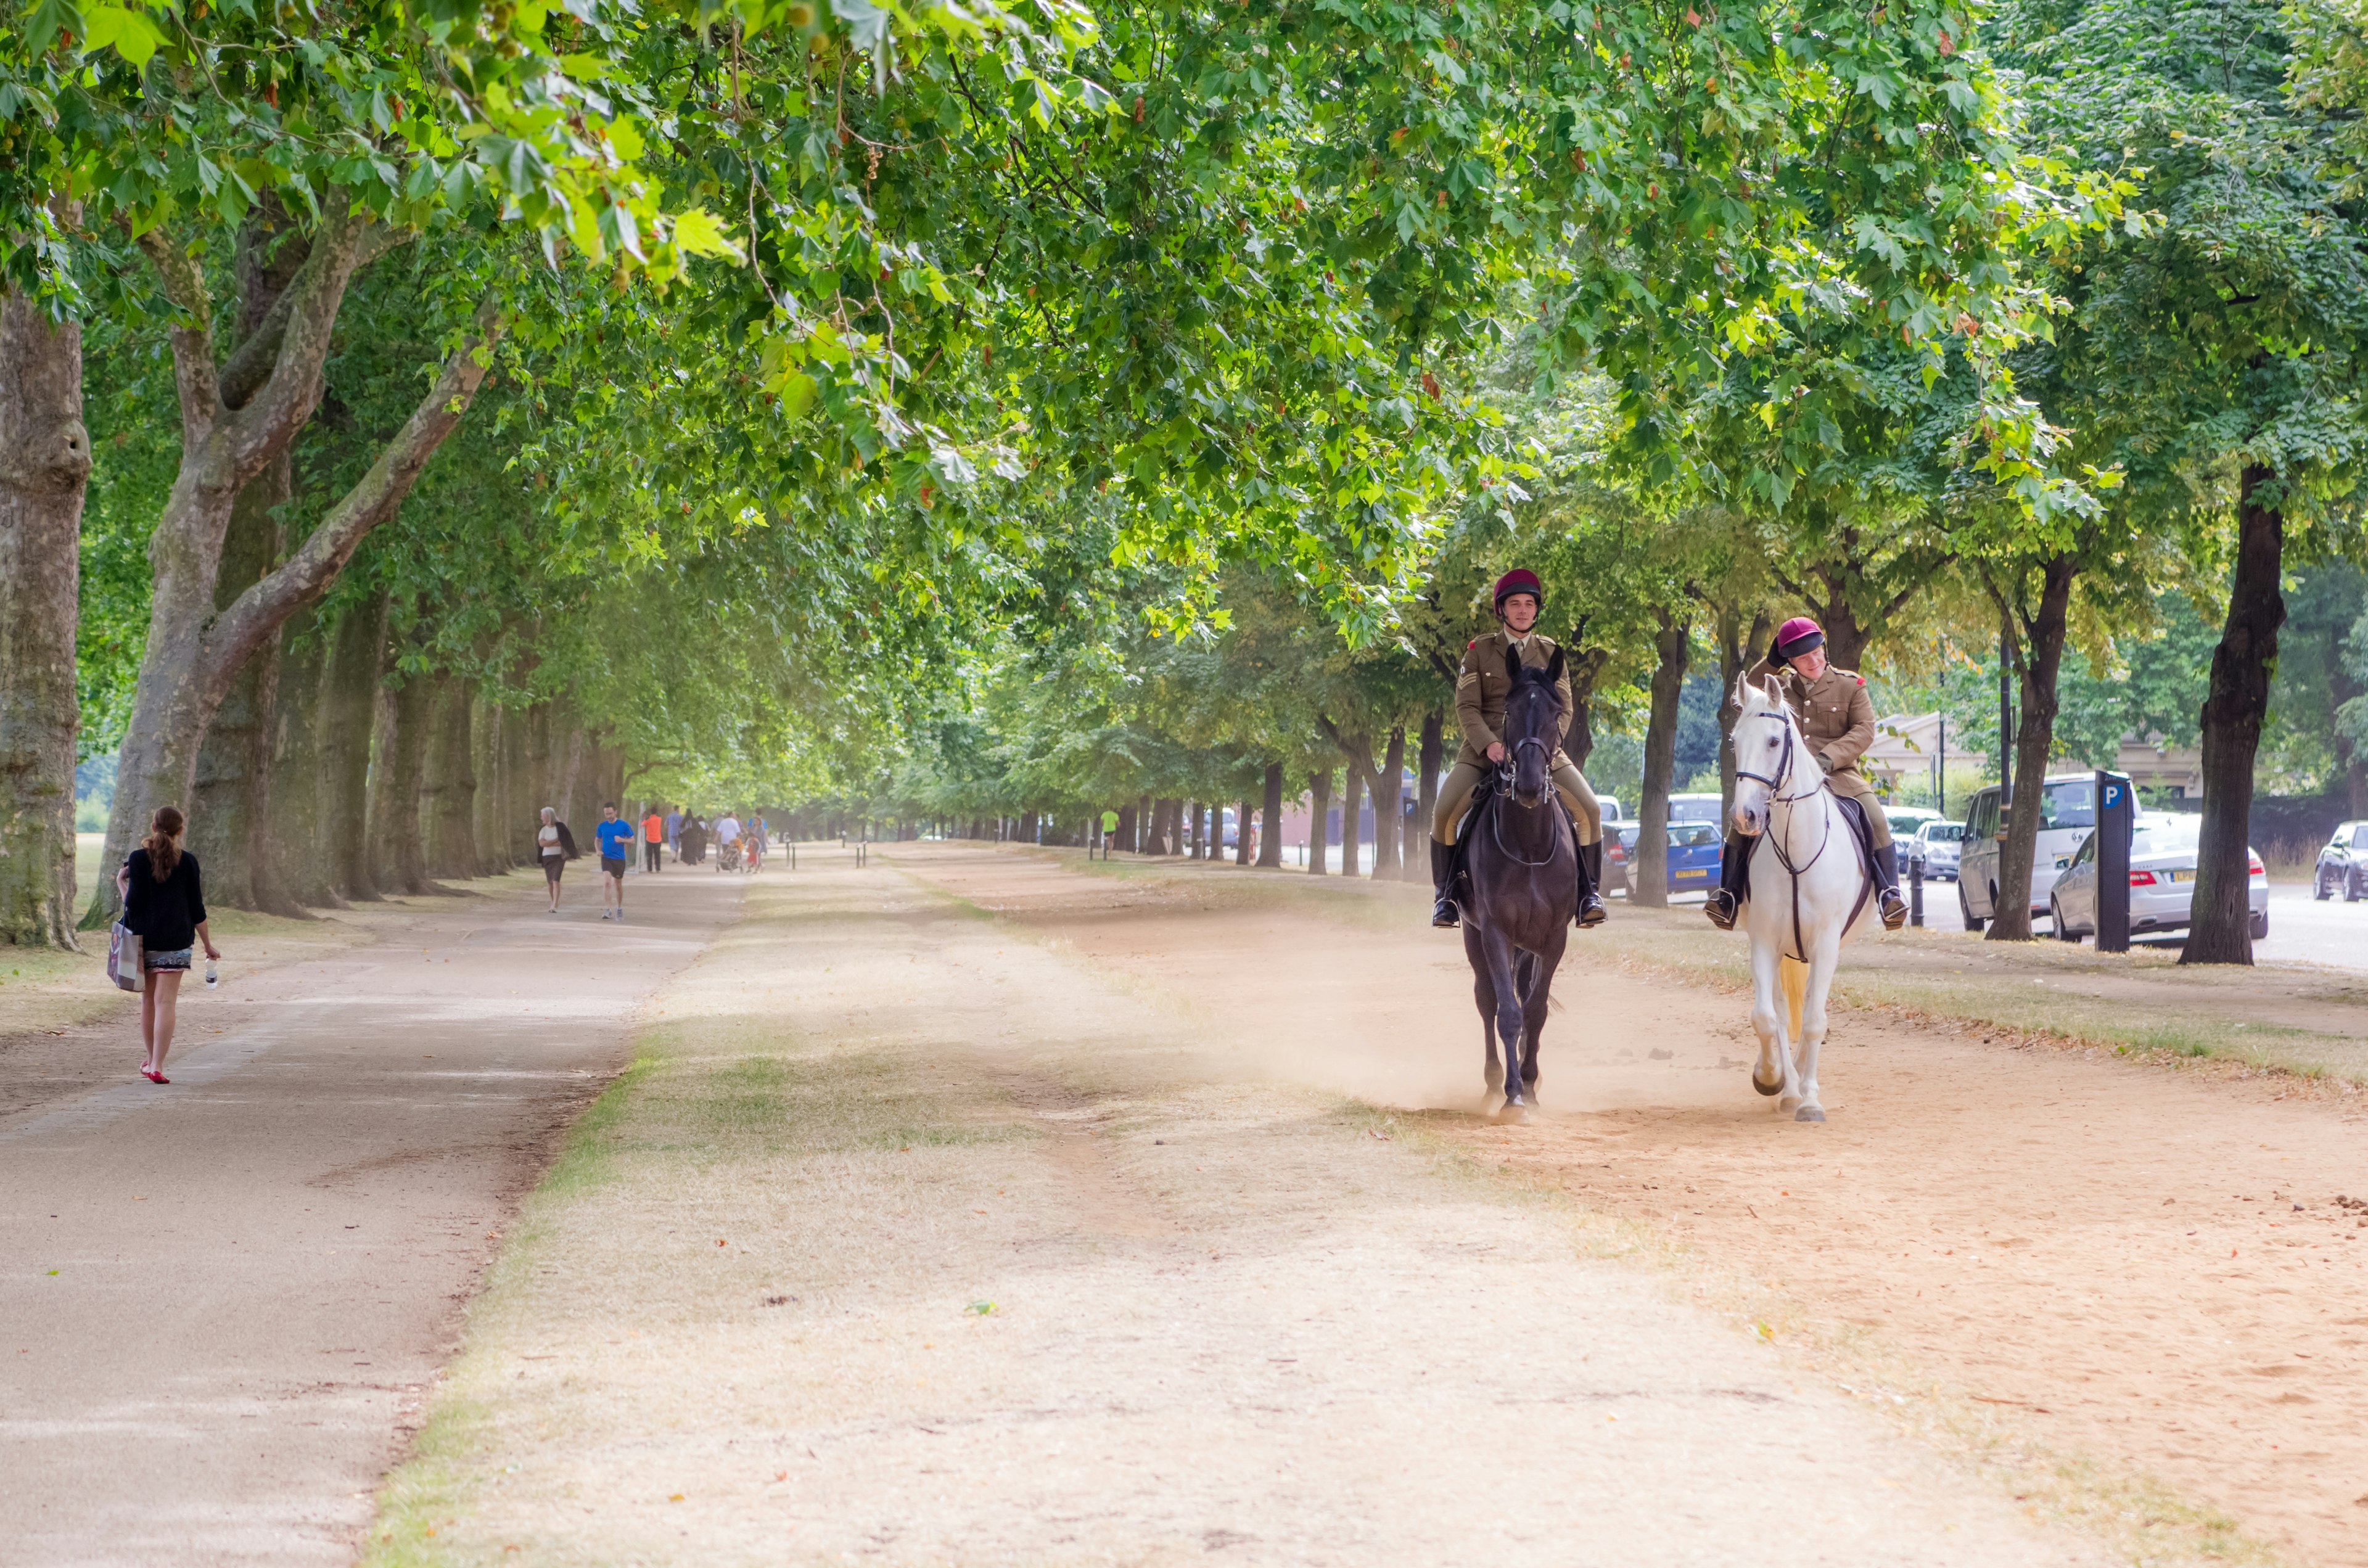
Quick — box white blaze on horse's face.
[1728,672,1794,837]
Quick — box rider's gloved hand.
[1816,753,1836,775]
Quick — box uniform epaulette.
[1468,638,1478,649]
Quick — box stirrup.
[1879,887,1909,931]
[1576,893,1606,929]
[1704,889,1739,931]
[1432,892,1460,929]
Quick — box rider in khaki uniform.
[1429,569,1607,930]
[1706,615,1909,932]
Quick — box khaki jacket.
[1455,629,1574,770]
[1746,658,1876,781]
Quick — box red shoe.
[141,1068,169,1084]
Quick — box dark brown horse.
[1459,644,1577,1120]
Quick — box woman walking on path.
[537,807,578,913]
[115,806,219,1085]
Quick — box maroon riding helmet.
[1493,568,1545,612]
[1772,615,1825,663]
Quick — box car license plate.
[1676,868,1704,879]
[2164,869,2189,882]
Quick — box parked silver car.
[2047,814,2268,942]
[2315,820,2368,901]
[1906,819,1963,881]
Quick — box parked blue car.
[1612,821,1724,895]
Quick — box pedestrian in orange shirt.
[641,807,665,874]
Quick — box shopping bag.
[107,922,144,993]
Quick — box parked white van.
[1957,774,2105,932]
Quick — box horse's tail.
[1778,956,1808,1042]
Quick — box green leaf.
[78,2,166,66]
[671,208,741,260]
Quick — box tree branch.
[136,228,221,446]
[217,225,408,413]
[220,197,372,482]
[204,296,508,680]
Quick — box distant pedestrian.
[537,807,578,913]
[746,813,767,872]
[115,805,219,1085]
[664,805,683,861]
[713,810,743,872]
[1101,808,1118,854]
[681,814,707,865]
[641,807,664,873]
[595,803,634,920]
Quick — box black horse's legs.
[1479,931,1527,1106]
[1512,951,1540,1089]
[1465,924,1502,1091]
[1519,928,1568,1093]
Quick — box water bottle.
[205,959,219,990]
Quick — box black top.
[121,848,207,951]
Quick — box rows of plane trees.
[3,0,2364,962]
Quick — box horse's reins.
[1489,737,1560,869]
[1735,705,1854,964]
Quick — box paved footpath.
[0,869,738,1567]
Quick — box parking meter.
[2095,769,2134,953]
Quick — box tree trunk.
[369,672,437,895]
[423,676,479,879]
[1988,556,2076,942]
[321,591,388,900]
[2184,468,2285,965]
[1236,797,1254,866]
[2325,616,2367,819]
[83,210,504,929]
[471,697,509,872]
[519,703,555,860]
[1115,802,1136,853]
[1634,608,1692,908]
[1416,711,1443,857]
[264,607,339,910]
[1308,768,1332,874]
[1339,766,1360,877]
[188,448,293,912]
[0,292,91,948]
[1564,647,1607,774]
[1370,728,1404,879]
[1259,763,1285,868]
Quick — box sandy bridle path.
[369,845,2119,1567]
[898,845,2368,1568]
[0,868,739,1567]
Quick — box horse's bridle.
[1490,737,1560,869]
[1733,712,1823,804]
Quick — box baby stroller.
[717,837,744,873]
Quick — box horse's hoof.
[1495,1101,1529,1125]
[1751,1067,1783,1098]
[1778,1093,1801,1114]
[1794,1105,1827,1123]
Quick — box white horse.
[1725,673,1879,1123]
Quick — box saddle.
[1732,792,1876,940]
[1449,769,1581,904]
[1830,795,1880,930]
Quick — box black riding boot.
[1575,840,1607,928]
[1430,839,1460,929]
[1875,842,1910,931]
[1706,832,1750,930]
